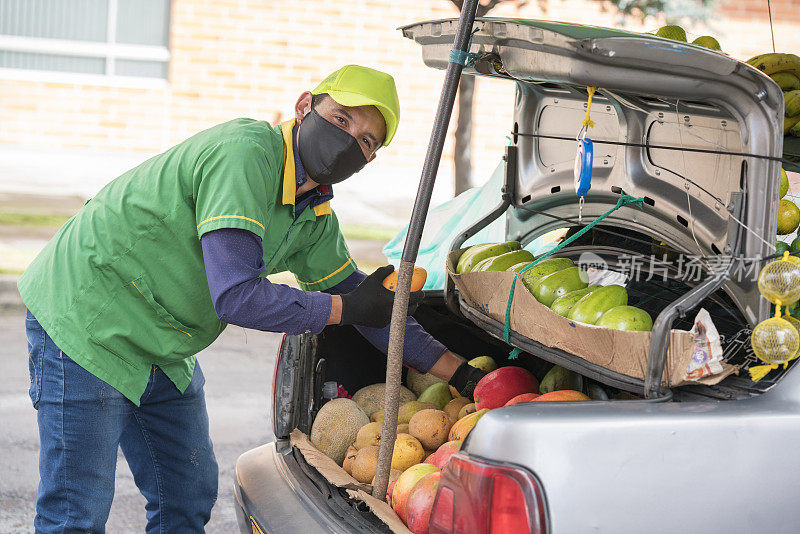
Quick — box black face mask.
[297,108,368,185]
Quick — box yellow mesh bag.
[757,252,800,306]
[749,316,800,381]
[783,313,800,361]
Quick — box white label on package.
[686,308,724,380]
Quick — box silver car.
[234,18,800,534]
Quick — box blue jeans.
[26,310,218,533]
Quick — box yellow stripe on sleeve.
[196,215,265,231]
[297,258,354,286]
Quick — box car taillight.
[429,453,548,534]
[271,334,286,436]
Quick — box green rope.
[504,192,645,359]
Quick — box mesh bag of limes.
[751,251,800,381]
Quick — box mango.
[417,383,453,410]
[448,408,490,441]
[550,285,600,317]
[468,356,498,373]
[596,305,653,331]
[533,390,591,402]
[474,367,538,410]
[406,472,442,534]
[456,242,520,273]
[504,392,540,406]
[531,267,589,307]
[585,382,609,401]
[539,366,583,394]
[393,464,440,523]
[424,440,462,469]
[569,284,628,325]
[521,257,574,292]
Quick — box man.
[19,65,487,533]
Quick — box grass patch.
[0,268,24,275]
[0,212,72,228]
[340,223,400,242]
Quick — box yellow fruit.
[785,115,800,135]
[354,421,383,449]
[781,168,790,199]
[777,199,800,235]
[692,35,721,50]
[408,409,453,450]
[785,90,800,117]
[747,53,800,77]
[772,72,800,91]
[343,445,358,475]
[352,446,380,483]
[391,433,426,471]
[655,25,687,42]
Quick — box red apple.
[406,472,442,534]
[474,367,539,410]
[504,392,541,406]
[392,463,439,523]
[424,440,462,469]
[533,390,590,402]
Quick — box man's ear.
[295,91,313,122]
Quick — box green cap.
[311,65,400,146]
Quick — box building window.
[0,0,171,80]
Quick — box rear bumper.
[234,440,386,534]
[234,441,335,533]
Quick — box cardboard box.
[447,249,737,387]
[290,429,412,534]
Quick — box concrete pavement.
[0,308,281,533]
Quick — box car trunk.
[269,17,799,532]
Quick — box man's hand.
[448,361,488,400]
[338,265,423,328]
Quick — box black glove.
[448,361,488,400]
[339,265,424,328]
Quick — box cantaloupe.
[406,370,445,397]
[310,398,369,465]
[353,383,416,417]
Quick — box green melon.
[531,267,589,307]
[473,249,535,272]
[568,285,628,325]
[550,286,600,317]
[520,258,574,292]
[596,305,653,331]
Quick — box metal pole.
[372,0,481,502]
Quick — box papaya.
[520,258,574,292]
[539,365,584,394]
[550,285,600,317]
[456,242,520,273]
[473,249,534,272]
[508,261,533,273]
[596,305,653,331]
[530,267,589,307]
[568,285,628,325]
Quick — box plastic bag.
[383,162,554,289]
